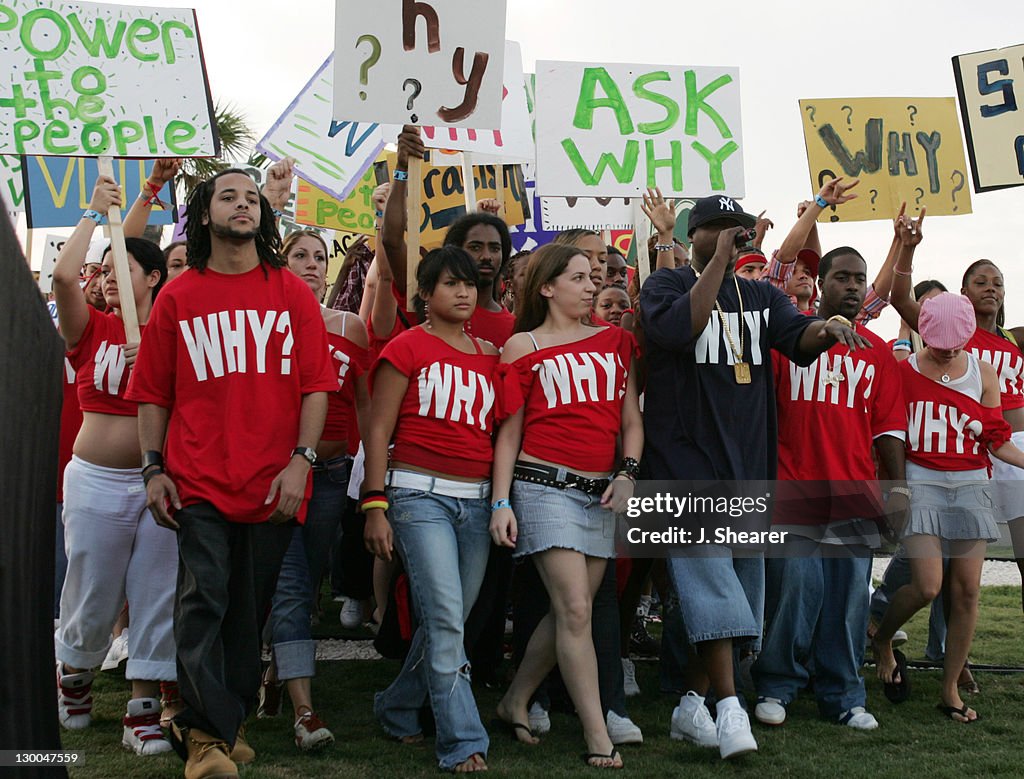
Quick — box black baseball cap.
[687,195,756,237]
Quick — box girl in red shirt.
[490,244,643,769]
[260,231,370,750]
[363,247,499,773]
[51,176,176,755]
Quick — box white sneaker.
[339,598,365,629]
[754,696,786,726]
[57,665,94,729]
[716,704,758,760]
[622,658,640,697]
[294,711,335,750]
[527,702,550,735]
[839,707,878,730]
[101,630,129,671]
[606,710,643,744]
[122,697,172,755]
[670,691,718,748]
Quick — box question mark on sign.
[914,187,925,207]
[907,104,918,126]
[356,34,382,100]
[841,105,853,130]
[403,78,423,123]
[805,105,816,125]
[869,189,878,210]
[818,169,840,222]
[950,170,965,211]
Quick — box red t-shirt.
[57,356,83,503]
[900,358,1011,472]
[966,327,1024,411]
[127,265,338,524]
[390,281,514,348]
[372,326,499,479]
[323,330,368,441]
[67,307,140,416]
[368,314,408,362]
[499,325,637,472]
[774,325,906,482]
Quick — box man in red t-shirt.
[753,247,908,731]
[128,170,336,777]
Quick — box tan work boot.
[173,723,238,779]
[229,726,255,764]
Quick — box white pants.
[55,456,177,680]
[993,430,1024,522]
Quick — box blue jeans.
[667,548,764,646]
[374,487,491,770]
[754,541,872,717]
[267,459,349,679]
[870,546,947,661]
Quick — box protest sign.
[408,41,534,162]
[540,195,634,230]
[258,55,384,202]
[535,61,744,198]
[333,0,507,128]
[0,156,24,214]
[953,44,1024,192]
[22,156,175,228]
[799,97,972,222]
[38,234,65,294]
[0,1,217,157]
[294,168,379,236]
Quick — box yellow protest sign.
[799,97,972,222]
[294,168,378,236]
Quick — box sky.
[22,0,1024,337]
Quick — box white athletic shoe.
[122,697,172,755]
[670,691,718,748]
[716,704,758,760]
[754,696,786,726]
[294,711,335,750]
[622,658,640,697]
[339,598,365,629]
[527,702,550,735]
[839,707,879,730]
[606,710,643,744]
[101,630,129,671]
[57,665,94,730]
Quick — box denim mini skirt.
[511,479,616,559]
[905,480,999,542]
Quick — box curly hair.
[184,168,284,274]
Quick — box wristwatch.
[291,447,317,466]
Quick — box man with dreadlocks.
[128,170,337,779]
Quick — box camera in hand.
[734,228,757,247]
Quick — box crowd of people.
[44,124,1024,777]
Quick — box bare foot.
[872,636,898,684]
[584,748,623,769]
[958,664,980,694]
[495,699,538,745]
[453,753,488,772]
[396,733,423,745]
[941,696,979,722]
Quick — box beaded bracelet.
[654,243,674,253]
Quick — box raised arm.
[640,187,677,271]
[889,204,925,332]
[776,177,859,262]
[751,210,774,251]
[261,156,295,218]
[380,125,425,292]
[123,158,181,238]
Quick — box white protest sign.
[333,0,507,129]
[0,1,217,157]
[0,155,24,214]
[535,61,744,198]
[258,55,385,202]
[404,41,534,162]
[540,195,634,230]
[38,234,66,294]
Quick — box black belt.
[513,462,610,496]
[312,455,351,473]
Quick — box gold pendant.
[734,361,751,384]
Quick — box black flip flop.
[491,718,537,743]
[937,703,981,723]
[883,649,911,704]
[581,748,622,769]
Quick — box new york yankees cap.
[687,195,756,236]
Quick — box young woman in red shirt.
[363,247,499,774]
[51,176,176,755]
[490,243,643,769]
[260,230,370,750]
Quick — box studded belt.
[513,461,610,496]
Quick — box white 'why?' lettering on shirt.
[788,353,876,407]
[694,308,771,366]
[970,347,1024,396]
[907,401,982,455]
[534,352,623,409]
[179,310,294,381]
[330,346,352,390]
[93,340,125,394]
[417,362,495,430]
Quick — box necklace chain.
[714,276,744,363]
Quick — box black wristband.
[617,457,640,480]
[360,489,387,501]
[142,450,164,471]
[143,466,164,486]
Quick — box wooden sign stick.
[494,164,504,216]
[462,152,477,212]
[634,198,651,286]
[97,156,141,343]
[405,156,423,312]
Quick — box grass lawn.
[63,586,1024,778]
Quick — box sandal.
[582,749,623,769]
[491,717,537,744]
[958,663,980,695]
[937,703,981,723]
[883,649,911,704]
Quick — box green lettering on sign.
[572,67,634,135]
[634,71,679,135]
[692,140,738,190]
[561,138,639,185]
[684,70,733,138]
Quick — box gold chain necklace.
[714,276,749,384]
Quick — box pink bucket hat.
[919,293,976,350]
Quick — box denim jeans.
[267,459,349,679]
[870,546,947,661]
[754,540,872,717]
[374,487,491,770]
[667,548,764,646]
